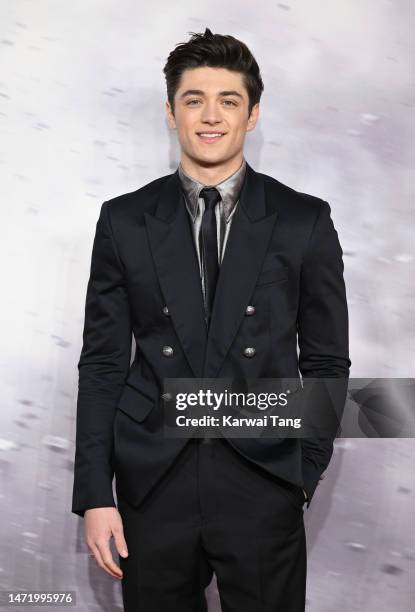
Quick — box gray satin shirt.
[177,158,247,313]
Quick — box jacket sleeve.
[72,201,132,518]
[297,200,351,507]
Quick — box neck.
[180,153,244,185]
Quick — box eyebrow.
[180,89,244,100]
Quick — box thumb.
[112,526,129,558]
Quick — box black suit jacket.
[71,161,351,517]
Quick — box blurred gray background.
[0,0,414,610]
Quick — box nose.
[200,100,223,124]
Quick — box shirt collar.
[177,158,247,222]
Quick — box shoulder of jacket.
[259,171,329,218]
[103,173,173,218]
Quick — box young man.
[72,28,351,612]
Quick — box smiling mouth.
[196,132,227,143]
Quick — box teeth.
[199,133,223,137]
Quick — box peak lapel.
[144,171,207,378]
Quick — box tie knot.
[200,187,221,211]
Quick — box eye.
[186,99,201,105]
[223,100,238,107]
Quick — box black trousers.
[117,437,307,612]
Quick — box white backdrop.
[0,1,414,610]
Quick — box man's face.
[166,66,259,167]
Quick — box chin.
[200,156,228,167]
[186,150,224,165]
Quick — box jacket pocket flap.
[116,384,156,423]
[256,265,288,286]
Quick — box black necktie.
[199,187,221,327]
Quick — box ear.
[246,103,260,132]
[166,100,176,129]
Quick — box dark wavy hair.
[163,28,264,117]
